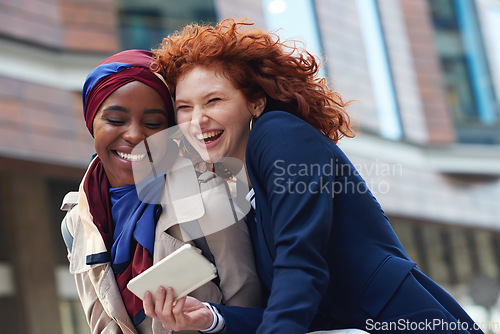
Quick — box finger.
[173,296,186,316]
[155,287,167,319]
[143,291,156,318]
[172,296,187,328]
[159,287,177,328]
[162,287,175,315]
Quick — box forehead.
[104,81,157,99]
[176,66,236,96]
[99,82,165,110]
[96,81,168,120]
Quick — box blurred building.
[0,0,499,333]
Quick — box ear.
[252,96,266,118]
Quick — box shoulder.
[60,191,80,253]
[60,191,79,234]
[60,191,79,212]
[247,110,341,159]
[251,110,318,139]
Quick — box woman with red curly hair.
[146,19,482,334]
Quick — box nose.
[191,107,209,127]
[122,121,146,144]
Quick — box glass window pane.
[356,0,403,140]
[117,0,217,50]
[455,0,496,125]
[428,0,498,128]
[483,4,500,117]
[429,0,476,124]
[262,0,326,79]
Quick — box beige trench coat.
[61,158,262,334]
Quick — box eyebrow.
[144,108,167,115]
[175,90,221,104]
[102,105,127,112]
[102,105,166,115]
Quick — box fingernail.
[158,287,165,294]
[167,287,172,295]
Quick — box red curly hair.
[153,18,355,143]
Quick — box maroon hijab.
[81,50,173,325]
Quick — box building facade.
[0,0,499,333]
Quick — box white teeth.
[116,151,146,161]
[196,130,223,141]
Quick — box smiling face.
[175,66,265,163]
[93,81,169,188]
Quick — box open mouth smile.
[113,150,147,162]
[195,130,223,144]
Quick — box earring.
[249,115,257,131]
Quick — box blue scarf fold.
[108,176,164,326]
[109,179,164,273]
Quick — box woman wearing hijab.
[60,49,261,334]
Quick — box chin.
[113,175,135,188]
[207,152,226,163]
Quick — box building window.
[262,0,326,79]
[482,3,500,121]
[356,0,403,140]
[117,0,217,50]
[428,0,499,144]
[391,218,500,328]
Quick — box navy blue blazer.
[216,111,482,334]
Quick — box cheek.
[233,114,251,133]
[93,125,116,152]
[94,137,107,157]
[177,122,190,137]
[175,112,191,125]
[93,130,103,150]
